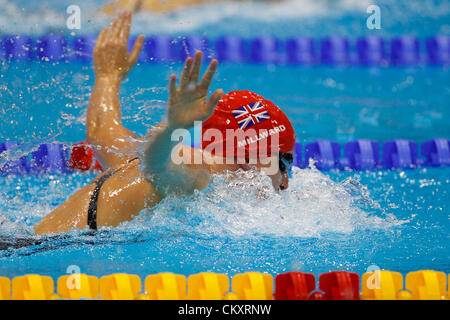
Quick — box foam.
[0,161,412,257]
[128,164,404,238]
[0,173,93,238]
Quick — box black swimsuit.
[87,157,139,230]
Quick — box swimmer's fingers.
[189,51,202,84]
[119,11,132,45]
[168,74,178,105]
[112,12,125,41]
[199,59,218,90]
[179,57,194,90]
[129,35,145,67]
[107,16,120,41]
[95,28,108,50]
[206,89,224,117]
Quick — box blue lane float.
[391,36,421,66]
[71,36,96,62]
[27,143,68,173]
[0,142,68,175]
[294,139,449,170]
[426,36,450,65]
[356,36,386,66]
[216,36,245,63]
[174,36,210,62]
[304,139,341,170]
[2,35,33,60]
[343,140,380,170]
[320,36,350,65]
[37,35,67,61]
[0,139,449,175]
[383,140,418,169]
[286,37,315,65]
[421,138,450,167]
[1,35,449,66]
[250,36,279,63]
[143,35,173,62]
[0,142,28,174]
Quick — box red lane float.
[275,272,315,300]
[319,271,360,300]
[68,141,102,171]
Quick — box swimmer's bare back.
[33,159,160,234]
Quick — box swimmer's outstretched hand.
[167,51,223,130]
[93,11,145,81]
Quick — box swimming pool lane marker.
[1,35,449,66]
[1,138,449,174]
[0,270,447,300]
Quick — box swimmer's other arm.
[87,12,145,168]
[142,52,223,195]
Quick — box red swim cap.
[201,90,296,158]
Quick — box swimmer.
[33,12,295,235]
[101,0,282,15]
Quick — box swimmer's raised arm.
[142,51,223,194]
[86,12,145,169]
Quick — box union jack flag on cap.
[231,101,271,130]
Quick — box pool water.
[0,166,448,279]
[2,63,449,144]
[0,0,449,280]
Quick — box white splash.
[129,165,403,238]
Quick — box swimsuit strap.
[87,157,140,230]
[87,169,117,230]
[128,156,139,163]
